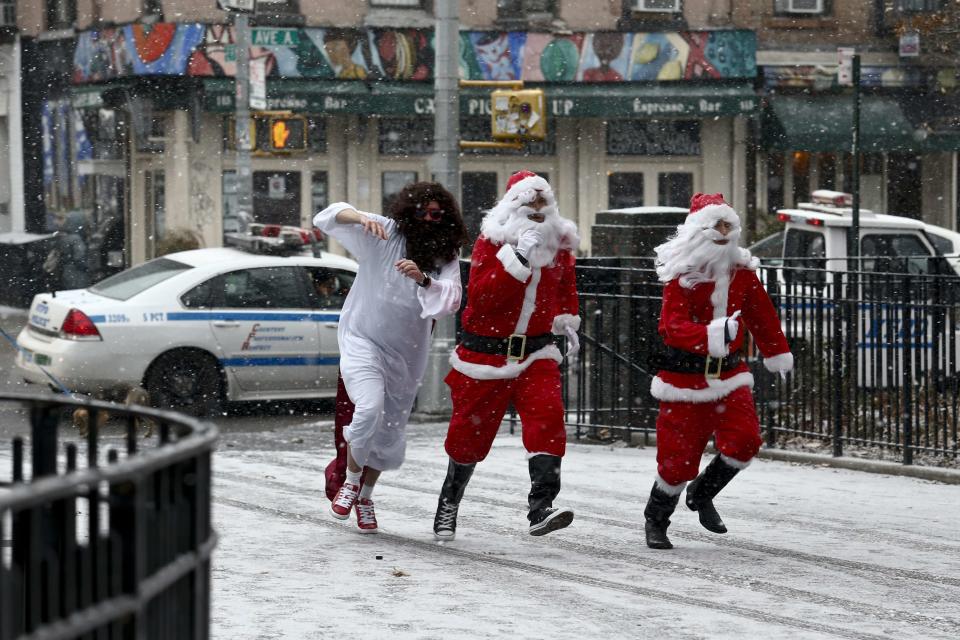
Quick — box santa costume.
[433,171,581,539]
[644,192,793,550]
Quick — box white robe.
[313,203,462,470]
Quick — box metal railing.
[0,393,218,639]
[561,259,960,465]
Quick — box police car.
[15,224,357,415]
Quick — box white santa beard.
[482,203,569,267]
[655,225,750,291]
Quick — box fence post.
[902,276,914,465]
[832,271,844,457]
[764,266,779,447]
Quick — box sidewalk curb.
[625,431,960,485]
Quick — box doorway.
[253,171,301,226]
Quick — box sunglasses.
[414,205,445,221]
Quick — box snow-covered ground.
[212,421,960,640]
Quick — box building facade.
[14,1,960,267]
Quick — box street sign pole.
[415,0,460,418]
[850,54,861,271]
[233,9,254,226]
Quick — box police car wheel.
[145,350,222,417]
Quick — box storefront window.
[308,117,328,153]
[311,172,330,250]
[144,170,165,259]
[222,171,240,236]
[382,171,418,211]
[658,172,693,208]
[606,120,701,156]
[462,172,499,244]
[379,118,433,156]
[608,173,644,209]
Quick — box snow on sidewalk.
[212,423,960,640]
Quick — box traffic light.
[267,116,307,152]
[490,89,546,141]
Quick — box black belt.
[650,347,742,378]
[460,331,557,361]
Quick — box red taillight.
[61,309,101,339]
[807,218,824,226]
[778,213,791,223]
[261,224,282,237]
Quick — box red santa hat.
[685,192,740,229]
[503,170,553,206]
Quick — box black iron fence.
[0,393,218,639]
[563,259,960,466]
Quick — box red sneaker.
[330,482,359,520]
[355,498,378,534]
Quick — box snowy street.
[211,420,960,640]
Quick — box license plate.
[34,353,51,366]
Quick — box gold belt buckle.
[507,334,527,362]
[704,355,723,380]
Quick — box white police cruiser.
[15,224,357,415]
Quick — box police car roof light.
[811,190,853,207]
[778,213,792,223]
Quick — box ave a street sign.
[217,0,255,11]
[252,28,300,47]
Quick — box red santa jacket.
[651,268,793,403]
[450,235,579,380]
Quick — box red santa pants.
[655,386,762,486]
[444,359,566,464]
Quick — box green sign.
[251,29,300,47]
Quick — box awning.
[202,79,758,118]
[763,94,960,152]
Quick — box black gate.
[0,393,217,639]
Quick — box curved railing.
[0,393,218,639]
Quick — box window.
[774,0,825,15]
[91,258,191,301]
[460,117,556,156]
[46,0,77,30]
[142,0,163,20]
[144,170,165,259]
[370,0,422,6]
[498,0,558,19]
[219,267,310,309]
[658,173,693,208]
[462,172,499,244]
[255,0,302,22]
[608,173,644,209]
[379,117,433,156]
[632,0,681,12]
[382,171,418,212]
[307,117,327,153]
[895,0,944,11]
[783,228,826,286]
[861,234,934,275]
[1,0,16,26]
[926,233,954,256]
[181,278,218,309]
[306,267,356,310]
[607,121,701,156]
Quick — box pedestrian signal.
[268,116,307,151]
[490,89,546,141]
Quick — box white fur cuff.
[707,317,729,358]
[496,244,532,282]
[763,352,794,374]
[551,314,581,335]
[719,454,752,470]
[650,372,754,403]
[655,474,687,495]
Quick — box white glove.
[564,325,580,358]
[516,228,544,259]
[725,310,742,341]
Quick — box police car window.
[306,267,355,310]
[783,229,826,286]
[181,277,217,308]
[90,258,191,301]
[862,234,933,275]
[220,267,310,309]
[927,233,953,256]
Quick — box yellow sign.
[490,89,546,141]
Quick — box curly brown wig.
[388,182,469,273]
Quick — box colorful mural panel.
[73,24,755,84]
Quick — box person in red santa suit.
[644,192,794,550]
[432,170,581,540]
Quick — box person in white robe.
[313,181,468,532]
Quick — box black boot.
[527,455,574,536]
[685,454,742,534]
[644,483,680,549]
[433,458,476,541]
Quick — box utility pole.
[416,0,460,417]
[230,3,255,227]
[850,54,861,271]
